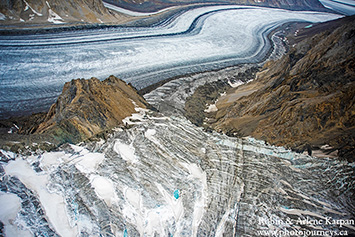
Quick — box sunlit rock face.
[32,75,149,144]
[1,65,354,236]
[208,15,355,161]
[0,0,124,24]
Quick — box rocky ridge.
[35,75,149,144]
[0,75,149,149]
[202,16,355,161]
[0,0,330,27]
[0,0,127,25]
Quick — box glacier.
[1,5,353,235]
[0,6,341,118]
[1,68,354,236]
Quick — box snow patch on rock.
[46,1,64,24]
[23,0,43,16]
[0,13,6,20]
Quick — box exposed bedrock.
[201,16,355,161]
[12,75,150,145]
[0,0,126,24]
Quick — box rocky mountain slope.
[0,76,149,148]
[0,0,127,25]
[203,16,355,161]
[34,76,149,144]
[104,0,328,12]
[0,0,330,26]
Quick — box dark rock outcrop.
[206,16,355,161]
[31,75,149,144]
[184,80,231,127]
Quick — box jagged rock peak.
[35,75,149,144]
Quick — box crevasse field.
[1,5,354,237]
[2,67,355,235]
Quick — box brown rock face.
[35,75,149,144]
[209,16,355,161]
[0,0,125,25]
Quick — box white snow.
[41,145,105,174]
[228,80,244,88]
[40,151,66,172]
[144,207,173,235]
[29,14,34,21]
[2,146,105,236]
[46,1,64,24]
[124,187,142,210]
[180,162,208,237]
[114,141,137,163]
[204,103,218,113]
[72,149,105,174]
[90,175,117,207]
[155,183,184,222]
[145,128,156,138]
[122,105,148,125]
[0,13,5,21]
[0,192,32,236]
[0,150,16,159]
[4,159,79,237]
[23,0,43,16]
[144,127,167,151]
[48,9,64,24]
[122,187,144,234]
[121,185,177,235]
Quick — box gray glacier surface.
[0,5,341,118]
[1,65,354,236]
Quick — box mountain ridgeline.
[33,76,149,144]
[200,16,355,161]
[104,0,327,12]
[0,76,148,147]
[0,0,329,26]
[0,0,125,25]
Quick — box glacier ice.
[0,5,354,236]
[1,103,354,235]
[0,6,341,118]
